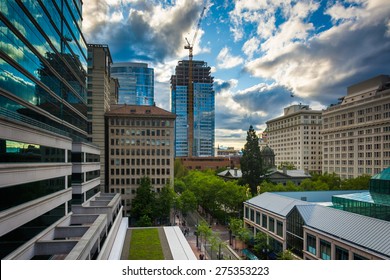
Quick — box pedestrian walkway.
[180,211,241,260]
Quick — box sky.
[82,0,390,150]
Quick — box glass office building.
[0,0,122,259]
[171,60,215,157]
[332,167,390,221]
[0,0,88,141]
[111,62,154,105]
[193,83,215,156]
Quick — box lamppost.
[262,248,270,260]
[229,229,232,245]
[195,224,199,249]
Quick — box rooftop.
[296,204,390,258]
[107,104,176,118]
[245,192,311,217]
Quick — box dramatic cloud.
[83,0,205,62]
[240,0,390,105]
[214,78,238,94]
[81,0,390,149]
[215,81,300,132]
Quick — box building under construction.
[171,60,215,157]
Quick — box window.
[250,209,255,222]
[335,246,349,260]
[276,221,283,237]
[256,211,261,224]
[353,253,368,260]
[262,214,267,228]
[268,217,275,232]
[320,239,331,260]
[306,234,316,255]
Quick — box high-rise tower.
[111,62,154,105]
[171,60,215,157]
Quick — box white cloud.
[216,47,243,69]
[325,2,364,23]
[83,0,204,62]
[387,20,390,37]
[242,0,390,105]
[242,37,260,59]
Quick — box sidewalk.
[180,211,241,260]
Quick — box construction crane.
[184,5,206,157]
[184,6,206,60]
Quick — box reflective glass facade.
[332,168,390,221]
[171,60,215,157]
[0,0,88,141]
[193,83,215,156]
[111,62,154,105]
[172,86,188,157]
[0,0,95,259]
[0,139,65,163]
[286,208,304,258]
[0,204,66,259]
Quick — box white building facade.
[266,104,322,173]
[322,75,390,178]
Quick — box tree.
[155,186,176,225]
[197,221,213,251]
[311,172,341,189]
[253,231,272,259]
[177,189,197,216]
[228,218,243,237]
[136,214,152,227]
[341,174,370,190]
[241,125,265,195]
[277,249,294,260]
[174,158,188,179]
[277,162,297,170]
[131,177,156,224]
[174,178,186,193]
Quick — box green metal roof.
[333,191,390,206]
[371,167,390,180]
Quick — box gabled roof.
[245,192,311,216]
[263,170,311,179]
[295,204,390,258]
[218,168,242,178]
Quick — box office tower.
[322,75,390,178]
[87,44,119,190]
[266,104,322,173]
[171,60,215,157]
[0,0,121,259]
[111,62,154,105]
[106,104,176,216]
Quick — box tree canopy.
[131,177,176,226]
[258,173,370,194]
[180,169,250,222]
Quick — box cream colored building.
[266,104,322,173]
[322,75,390,178]
[106,104,176,216]
[87,44,119,190]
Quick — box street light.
[262,248,270,260]
[195,224,199,249]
